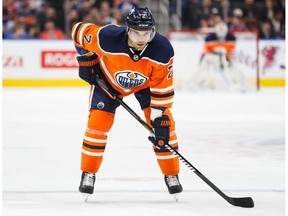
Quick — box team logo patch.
[97,102,105,109]
[133,54,139,61]
[115,71,148,89]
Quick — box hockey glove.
[148,115,171,149]
[76,53,99,85]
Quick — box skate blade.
[82,193,91,202]
[172,193,181,202]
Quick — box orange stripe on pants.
[81,109,115,173]
[143,108,180,176]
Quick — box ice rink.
[2,87,285,216]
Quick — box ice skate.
[79,171,95,202]
[164,175,183,202]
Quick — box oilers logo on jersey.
[115,71,148,89]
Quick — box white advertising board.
[3,40,78,79]
[2,39,285,87]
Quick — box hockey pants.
[81,108,180,176]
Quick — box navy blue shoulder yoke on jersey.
[145,32,174,64]
[98,25,174,64]
[98,25,128,53]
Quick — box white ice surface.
[2,88,285,216]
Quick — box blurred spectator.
[116,0,138,16]
[201,0,215,22]
[43,7,61,31]
[66,9,80,37]
[259,21,276,39]
[3,0,39,39]
[259,0,285,38]
[199,0,222,28]
[68,9,80,28]
[182,0,222,29]
[99,0,117,25]
[77,0,96,21]
[113,8,125,25]
[35,3,48,31]
[82,7,103,25]
[271,10,285,37]
[241,0,262,19]
[2,0,285,39]
[68,0,82,10]
[260,0,278,22]
[245,16,260,32]
[47,0,65,31]
[240,0,262,32]
[202,7,222,28]
[6,22,28,39]
[39,19,66,39]
[278,27,285,39]
[228,8,248,31]
[28,25,40,39]
[182,0,204,29]
[93,0,114,8]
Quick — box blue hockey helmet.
[125,7,155,31]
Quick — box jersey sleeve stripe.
[151,98,174,105]
[72,22,84,45]
[78,23,92,46]
[151,91,174,98]
[150,85,174,93]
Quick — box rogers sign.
[41,51,78,68]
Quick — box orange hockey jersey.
[71,23,175,108]
[204,33,236,60]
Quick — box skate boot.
[164,175,183,202]
[79,171,95,202]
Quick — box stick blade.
[233,197,254,208]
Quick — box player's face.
[127,28,152,51]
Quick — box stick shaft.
[94,78,254,208]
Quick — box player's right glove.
[76,53,99,85]
[148,115,171,149]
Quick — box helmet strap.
[128,43,149,61]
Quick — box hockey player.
[190,21,248,91]
[71,7,182,201]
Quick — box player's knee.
[88,109,115,132]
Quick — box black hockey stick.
[95,77,254,208]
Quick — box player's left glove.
[76,53,99,85]
[148,115,171,149]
